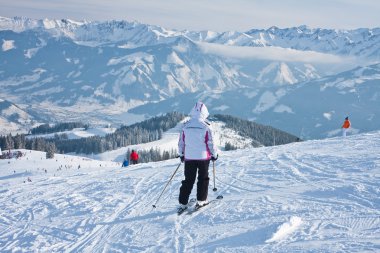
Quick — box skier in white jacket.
[178,101,218,210]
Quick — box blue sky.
[0,0,379,31]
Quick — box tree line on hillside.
[213,114,301,147]
[0,112,185,160]
[1,112,301,163]
[31,122,89,135]
[0,134,57,159]
[124,148,178,164]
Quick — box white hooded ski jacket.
[178,102,218,161]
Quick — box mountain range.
[1,16,379,138]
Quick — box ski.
[177,206,187,215]
[177,198,196,215]
[186,195,223,215]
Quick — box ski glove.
[211,155,218,161]
[179,156,185,163]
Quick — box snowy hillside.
[1,131,379,252]
[91,120,254,163]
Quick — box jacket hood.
[189,101,209,120]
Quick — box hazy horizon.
[0,0,379,32]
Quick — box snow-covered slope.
[1,131,379,252]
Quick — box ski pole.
[212,161,217,192]
[212,160,224,199]
[152,162,182,208]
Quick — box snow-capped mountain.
[130,63,380,139]
[269,63,380,138]
[1,16,380,138]
[1,129,379,252]
[188,25,380,60]
[2,17,379,60]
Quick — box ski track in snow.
[1,132,380,252]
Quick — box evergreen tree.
[225,142,238,151]
[5,134,14,149]
[46,142,56,159]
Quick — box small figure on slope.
[341,116,351,137]
[130,150,139,165]
[122,159,129,167]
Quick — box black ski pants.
[179,160,210,205]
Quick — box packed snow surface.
[1,131,380,252]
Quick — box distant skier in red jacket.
[130,150,139,164]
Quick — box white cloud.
[197,42,348,64]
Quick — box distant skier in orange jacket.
[341,117,351,137]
